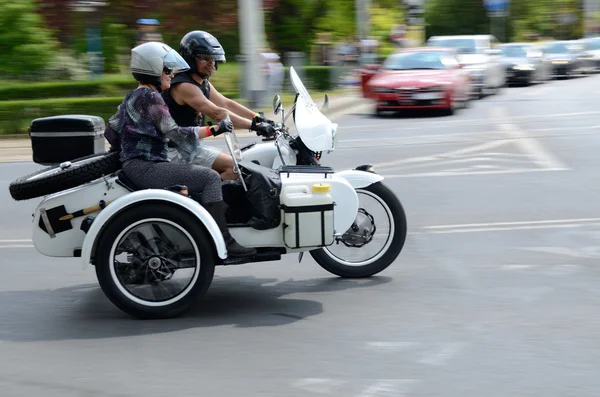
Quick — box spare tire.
[8,151,122,201]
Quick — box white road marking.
[291,378,346,394]
[521,246,600,259]
[418,342,465,366]
[384,167,566,178]
[355,379,418,397]
[414,217,600,234]
[493,106,567,170]
[423,217,600,230]
[0,239,32,243]
[340,110,600,131]
[366,341,420,350]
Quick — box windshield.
[583,38,600,50]
[427,38,477,54]
[545,42,570,54]
[501,45,528,58]
[382,51,457,70]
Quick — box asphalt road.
[1,73,600,396]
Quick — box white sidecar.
[9,68,407,319]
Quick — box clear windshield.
[545,42,570,54]
[583,38,600,50]
[427,38,477,54]
[382,51,456,70]
[501,45,528,58]
[289,66,336,152]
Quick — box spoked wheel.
[95,203,215,319]
[310,182,407,278]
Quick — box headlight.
[374,87,395,93]
[552,60,569,65]
[513,64,534,71]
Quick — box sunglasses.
[197,54,214,63]
[163,66,173,75]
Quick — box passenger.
[104,41,256,258]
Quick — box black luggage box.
[29,114,106,165]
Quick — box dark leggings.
[123,158,222,204]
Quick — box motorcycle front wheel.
[310,182,407,278]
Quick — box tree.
[425,0,489,39]
[0,0,59,78]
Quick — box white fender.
[334,169,384,189]
[80,189,227,269]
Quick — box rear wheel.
[310,182,407,278]
[95,203,216,319]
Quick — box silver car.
[426,34,506,99]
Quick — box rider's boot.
[204,201,257,258]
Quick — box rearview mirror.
[273,95,282,115]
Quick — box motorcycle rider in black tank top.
[162,30,276,180]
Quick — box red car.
[360,47,472,116]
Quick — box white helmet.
[130,42,190,91]
[131,41,189,75]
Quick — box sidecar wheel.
[310,182,407,278]
[95,203,216,319]
[8,151,121,201]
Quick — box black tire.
[95,203,216,319]
[8,151,121,201]
[310,182,407,278]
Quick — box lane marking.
[494,106,568,169]
[291,378,346,394]
[356,379,418,397]
[418,342,466,366]
[366,341,420,350]
[423,217,600,230]
[384,167,566,178]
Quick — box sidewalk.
[0,89,371,163]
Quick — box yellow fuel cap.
[312,183,331,193]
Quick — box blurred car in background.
[542,40,584,78]
[360,47,471,116]
[579,36,600,72]
[571,38,600,74]
[425,34,505,99]
[499,42,551,86]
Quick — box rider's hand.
[253,122,276,138]
[208,115,233,137]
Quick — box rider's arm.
[173,83,252,130]
[208,82,258,129]
[147,91,214,161]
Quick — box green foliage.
[369,4,403,57]
[425,0,489,39]
[265,0,328,54]
[0,0,59,78]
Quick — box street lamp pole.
[238,0,267,108]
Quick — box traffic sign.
[483,0,510,12]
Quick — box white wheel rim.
[322,189,395,267]
[109,218,201,307]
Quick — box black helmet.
[179,30,226,73]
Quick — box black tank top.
[162,72,211,127]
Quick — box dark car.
[543,41,582,78]
[499,43,551,86]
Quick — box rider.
[104,41,256,258]
[162,30,276,180]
